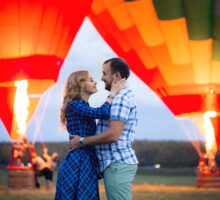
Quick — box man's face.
[101,62,114,91]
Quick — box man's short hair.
[104,58,130,79]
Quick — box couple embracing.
[55,58,138,200]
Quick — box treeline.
[134,140,205,167]
[1,141,220,168]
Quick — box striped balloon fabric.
[89,0,220,113]
[88,0,220,147]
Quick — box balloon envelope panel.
[88,0,220,148]
[0,0,93,139]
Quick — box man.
[31,151,47,189]
[32,151,54,190]
[69,57,138,200]
[43,148,58,190]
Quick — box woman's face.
[84,73,97,94]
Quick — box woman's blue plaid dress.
[55,99,111,200]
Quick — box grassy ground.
[133,173,196,186]
[1,184,220,200]
[0,169,197,186]
[1,169,220,200]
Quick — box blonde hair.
[60,70,89,126]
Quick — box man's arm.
[69,120,125,151]
[43,152,50,161]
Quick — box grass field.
[1,169,220,200]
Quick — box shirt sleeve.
[110,94,131,123]
[67,101,111,119]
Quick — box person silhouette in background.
[32,151,47,189]
[11,135,29,167]
[32,151,54,190]
[43,148,58,190]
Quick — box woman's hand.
[109,78,126,97]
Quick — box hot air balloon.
[0,0,93,190]
[0,0,93,141]
[87,0,220,154]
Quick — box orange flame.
[203,111,217,154]
[14,80,29,135]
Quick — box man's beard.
[105,82,111,91]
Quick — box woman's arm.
[67,101,111,119]
[66,79,127,119]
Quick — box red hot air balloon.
[0,0,93,140]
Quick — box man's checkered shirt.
[95,87,139,172]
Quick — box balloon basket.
[196,173,220,188]
[7,166,35,191]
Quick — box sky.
[0,18,204,143]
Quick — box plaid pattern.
[55,99,111,200]
[96,87,139,172]
[66,100,111,137]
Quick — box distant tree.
[0,141,219,169]
[133,140,204,168]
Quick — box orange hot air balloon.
[0,0,93,140]
[86,0,220,150]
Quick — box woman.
[55,70,125,200]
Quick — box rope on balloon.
[31,86,54,149]
[176,117,203,157]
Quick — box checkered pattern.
[66,99,111,137]
[95,87,139,172]
[55,99,111,200]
